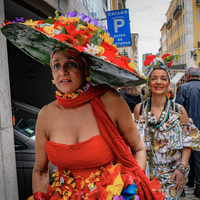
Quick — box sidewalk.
[180,186,199,200]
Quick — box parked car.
[12,101,56,200]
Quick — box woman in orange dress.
[1,11,164,200]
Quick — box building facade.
[163,0,200,86]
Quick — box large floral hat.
[144,53,180,82]
[1,11,147,87]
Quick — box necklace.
[145,98,171,180]
[147,99,168,128]
[56,83,92,99]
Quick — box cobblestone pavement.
[180,186,199,200]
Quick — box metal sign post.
[106,9,132,47]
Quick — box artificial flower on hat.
[144,54,180,79]
[1,10,147,87]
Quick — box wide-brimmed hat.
[1,11,147,87]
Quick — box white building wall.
[0,0,19,199]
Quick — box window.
[183,0,184,9]
[185,53,186,63]
[198,10,200,22]
[183,14,185,25]
[182,54,184,64]
[180,17,182,27]
[181,35,183,46]
[179,37,181,47]
[184,33,186,45]
[178,20,180,29]
[199,30,200,41]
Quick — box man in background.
[175,65,200,198]
[119,86,141,113]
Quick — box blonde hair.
[124,86,141,96]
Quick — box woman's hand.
[170,169,185,191]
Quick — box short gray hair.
[187,66,200,77]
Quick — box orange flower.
[87,21,99,31]
[68,17,80,24]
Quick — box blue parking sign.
[106,9,132,47]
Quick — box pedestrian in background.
[119,86,141,113]
[175,65,200,198]
[134,54,200,199]
[141,85,150,102]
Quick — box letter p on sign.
[114,19,125,33]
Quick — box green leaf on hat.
[89,33,102,46]
[43,18,56,24]
[61,27,69,35]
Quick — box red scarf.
[56,84,162,200]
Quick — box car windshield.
[12,101,40,139]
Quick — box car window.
[12,101,39,139]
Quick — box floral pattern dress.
[136,108,200,200]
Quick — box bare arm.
[32,107,49,194]
[134,103,142,120]
[101,90,146,170]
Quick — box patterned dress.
[136,103,200,200]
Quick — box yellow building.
[163,0,200,88]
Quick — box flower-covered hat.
[1,11,147,87]
[144,54,180,82]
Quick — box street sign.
[106,9,132,47]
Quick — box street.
[180,186,199,200]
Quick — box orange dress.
[46,135,139,200]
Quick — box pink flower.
[113,195,123,200]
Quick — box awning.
[171,72,185,84]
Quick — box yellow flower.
[128,62,136,70]
[23,19,39,28]
[106,172,124,200]
[86,77,91,83]
[96,46,105,55]
[100,32,114,45]
[68,93,78,99]
[55,188,62,194]
[79,25,88,31]
[52,169,60,177]
[67,177,74,185]
[43,25,55,36]
[87,21,99,31]
[52,181,60,188]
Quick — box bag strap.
[139,102,144,115]
[139,101,148,115]
[170,100,179,112]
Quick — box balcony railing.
[166,19,172,30]
[170,64,186,70]
[173,5,182,20]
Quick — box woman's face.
[52,50,86,94]
[148,69,169,96]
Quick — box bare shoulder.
[176,103,189,123]
[100,88,122,104]
[134,102,142,120]
[37,100,58,128]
